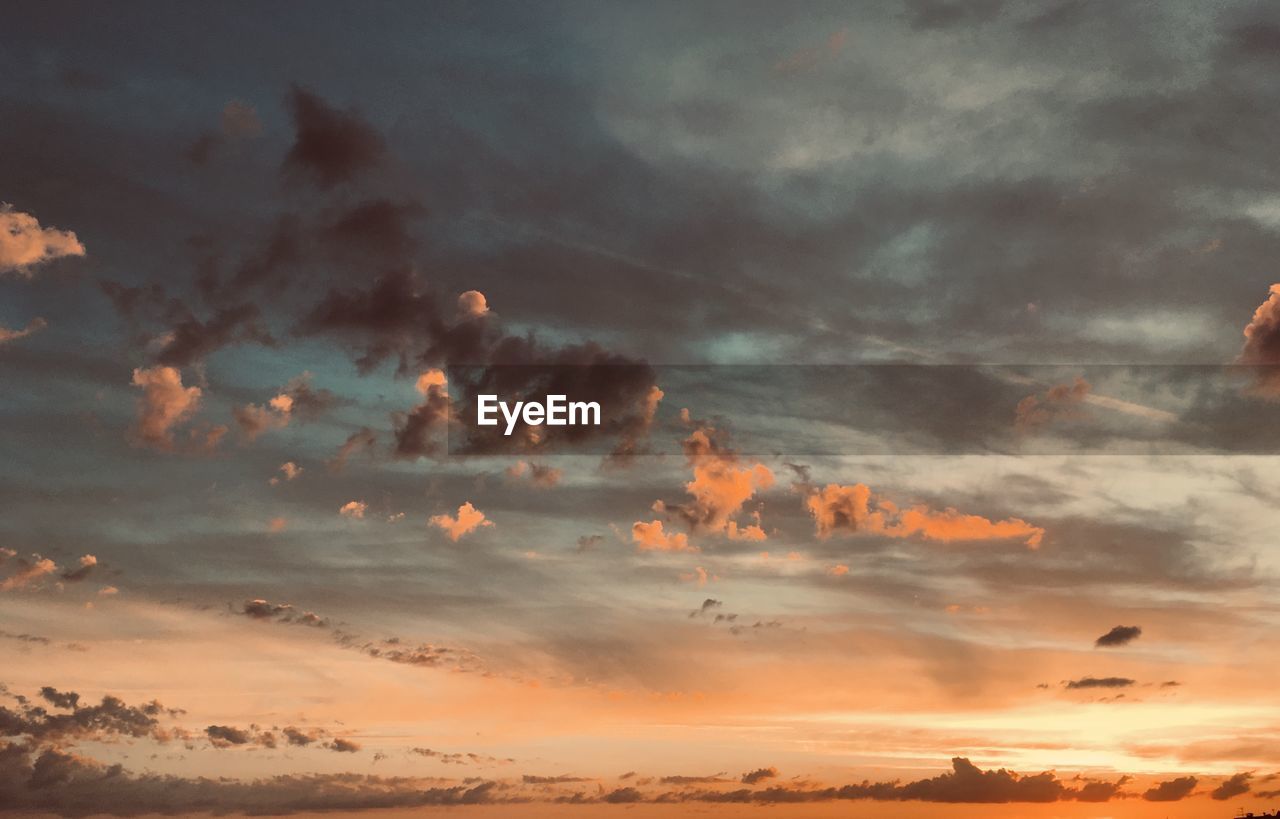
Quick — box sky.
[4,1,1280,817]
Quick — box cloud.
[806,483,1044,548]
[1241,284,1280,366]
[1142,776,1198,802]
[128,366,203,451]
[690,598,722,617]
[237,599,328,627]
[327,427,377,472]
[1064,676,1135,690]
[0,687,175,743]
[1015,376,1090,430]
[236,374,340,442]
[669,425,775,535]
[394,369,451,459]
[742,767,779,785]
[1239,283,1280,395]
[269,461,303,484]
[328,737,361,753]
[0,204,85,276]
[458,290,489,318]
[283,86,386,188]
[429,502,492,541]
[221,99,262,138]
[506,460,562,488]
[206,724,253,747]
[0,555,59,591]
[632,520,693,552]
[0,316,47,345]
[0,743,504,814]
[233,400,290,441]
[653,757,1128,804]
[1211,773,1252,800]
[1094,625,1142,647]
[60,555,97,583]
[339,501,368,519]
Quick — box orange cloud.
[269,462,303,485]
[129,366,202,451]
[673,426,775,533]
[0,555,58,591]
[457,290,489,318]
[807,483,1044,548]
[632,520,693,552]
[339,501,368,519]
[415,368,447,394]
[0,204,85,276]
[430,502,493,541]
[232,400,290,441]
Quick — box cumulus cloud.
[339,501,368,519]
[742,767,779,785]
[0,204,85,276]
[458,290,489,318]
[806,483,1044,548]
[429,502,492,541]
[671,425,774,535]
[0,555,59,591]
[269,461,303,484]
[1142,776,1197,802]
[59,555,97,583]
[129,366,203,451]
[1239,284,1280,395]
[1211,773,1252,800]
[1094,625,1142,647]
[632,520,693,552]
[394,369,451,459]
[236,374,340,442]
[0,316,47,345]
[636,421,772,551]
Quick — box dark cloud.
[741,767,779,785]
[0,689,174,743]
[205,724,253,746]
[524,774,590,784]
[283,86,386,189]
[660,773,730,785]
[1094,625,1142,647]
[653,757,1127,804]
[1142,776,1198,802]
[0,742,505,815]
[236,598,328,627]
[1064,676,1136,690]
[1211,772,1252,800]
[327,427,378,472]
[328,737,361,753]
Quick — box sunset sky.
[5,2,1280,817]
